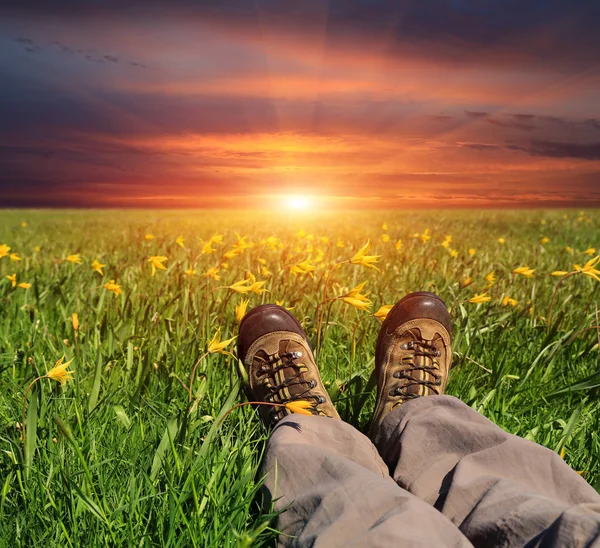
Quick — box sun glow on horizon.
[283,195,313,211]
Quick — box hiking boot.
[237,304,340,428]
[368,291,452,438]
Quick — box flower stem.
[189,351,209,402]
[547,271,578,329]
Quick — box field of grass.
[1,208,599,547]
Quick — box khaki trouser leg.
[262,414,473,547]
[374,395,600,547]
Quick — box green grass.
[1,208,599,547]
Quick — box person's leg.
[374,396,600,547]
[237,304,472,547]
[369,291,600,547]
[263,412,474,547]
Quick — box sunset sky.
[1,0,600,208]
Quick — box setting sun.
[284,195,313,211]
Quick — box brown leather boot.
[368,291,452,438]
[237,304,340,428]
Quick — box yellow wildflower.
[469,293,492,304]
[441,235,452,248]
[585,247,596,256]
[498,237,505,245]
[565,246,573,254]
[374,305,393,322]
[205,266,220,280]
[235,299,249,323]
[449,249,459,258]
[337,239,345,248]
[551,271,569,277]
[207,329,236,355]
[17,282,31,289]
[148,256,167,276]
[145,233,155,240]
[285,400,313,416]
[261,265,272,278]
[209,234,223,246]
[34,246,40,253]
[395,240,403,252]
[184,266,196,277]
[201,241,215,255]
[66,254,82,264]
[573,255,600,282]
[502,296,518,307]
[461,276,473,287]
[176,235,185,248]
[6,273,16,287]
[72,313,79,331]
[381,233,390,243]
[468,248,476,257]
[290,259,316,277]
[275,299,295,311]
[228,278,252,294]
[104,280,122,296]
[10,253,21,262]
[21,221,27,227]
[91,259,105,276]
[485,271,496,285]
[0,244,10,259]
[341,282,372,312]
[421,229,431,243]
[541,237,549,245]
[513,266,535,277]
[45,356,75,386]
[350,241,381,271]
[382,222,388,231]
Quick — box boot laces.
[256,350,325,420]
[390,340,442,406]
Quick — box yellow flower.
[235,299,249,323]
[10,253,21,262]
[148,255,167,276]
[17,282,31,289]
[584,247,596,256]
[382,222,388,231]
[201,241,215,255]
[374,305,393,322]
[176,235,185,248]
[0,244,10,259]
[502,296,518,307]
[66,254,82,264]
[395,240,403,252]
[341,282,372,311]
[275,299,295,311]
[541,236,549,245]
[184,266,196,277]
[290,259,316,277]
[336,239,345,248]
[207,329,236,355]
[573,255,600,282]
[6,273,17,287]
[209,234,223,246]
[285,400,313,416]
[565,246,574,254]
[469,293,492,304]
[485,271,496,285]
[104,280,122,295]
[226,278,249,294]
[145,233,155,240]
[91,259,105,276]
[513,266,535,277]
[21,221,27,227]
[260,265,272,278]
[421,229,431,243]
[381,233,390,243]
[72,313,79,331]
[498,237,506,244]
[205,266,220,280]
[449,249,459,258]
[468,248,476,256]
[45,356,75,386]
[441,235,452,248]
[551,271,569,277]
[350,241,381,271]
[461,276,473,287]
[34,246,41,253]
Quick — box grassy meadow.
[1,208,600,547]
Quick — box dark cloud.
[508,140,600,160]
[457,142,501,151]
[464,111,489,119]
[486,117,535,131]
